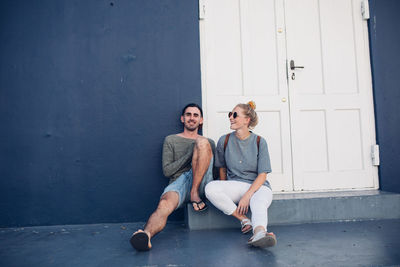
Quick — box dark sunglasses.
[228,112,238,119]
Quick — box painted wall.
[369,0,400,193]
[0,0,201,227]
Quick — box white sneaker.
[247,231,277,248]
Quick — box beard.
[184,120,200,131]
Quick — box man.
[130,103,215,251]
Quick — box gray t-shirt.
[215,132,272,189]
[162,134,216,183]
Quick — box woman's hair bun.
[247,101,256,110]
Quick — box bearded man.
[130,103,215,251]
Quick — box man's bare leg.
[131,191,179,250]
[190,137,212,211]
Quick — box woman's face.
[229,106,250,130]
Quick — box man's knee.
[158,192,179,212]
[195,137,211,152]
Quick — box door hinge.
[361,0,370,20]
[199,0,206,20]
[371,144,380,166]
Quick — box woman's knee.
[205,181,220,199]
[250,188,273,207]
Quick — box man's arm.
[162,139,193,178]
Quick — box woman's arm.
[237,172,267,215]
[219,167,227,180]
[246,173,267,195]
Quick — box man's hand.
[237,193,251,215]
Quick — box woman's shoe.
[247,231,277,248]
[240,218,253,234]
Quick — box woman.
[205,101,276,248]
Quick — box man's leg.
[190,137,212,210]
[131,191,179,251]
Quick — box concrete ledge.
[185,190,400,230]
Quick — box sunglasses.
[228,112,239,119]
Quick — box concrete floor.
[1,219,399,267]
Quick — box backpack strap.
[224,133,230,152]
[224,133,261,153]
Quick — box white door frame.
[199,0,379,192]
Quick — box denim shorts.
[162,157,214,209]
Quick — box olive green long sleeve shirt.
[162,134,215,183]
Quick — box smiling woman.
[205,101,276,248]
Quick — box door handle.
[290,60,304,70]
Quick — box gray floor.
[1,219,399,267]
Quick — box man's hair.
[181,103,203,117]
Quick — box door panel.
[206,0,243,96]
[319,0,359,94]
[298,110,329,172]
[285,0,324,95]
[239,0,280,96]
[331,109,364,171]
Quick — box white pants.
[205,180,273,231]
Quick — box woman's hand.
[236,173,267,215]
[237,193,251,215]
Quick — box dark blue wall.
[0,0,201,227]
[369,0,400,193]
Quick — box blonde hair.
[235,101,258,129]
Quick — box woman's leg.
[207,179,255,217]
[246,186,276,247]
[205,180,249,215]
[205,180,253,233]
[249,186,273,233]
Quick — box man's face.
[181,107,203,132]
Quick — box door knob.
[290,60,304,70]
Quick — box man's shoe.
[130,231,151,251]
[191,200,208,212]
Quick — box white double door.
[200,0,379,191]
